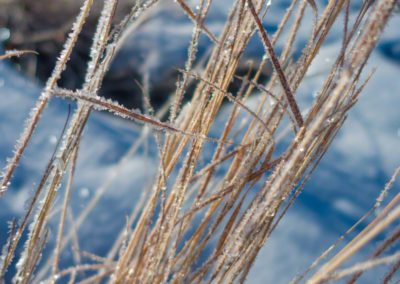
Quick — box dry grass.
[0,0,399,283]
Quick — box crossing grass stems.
[0,0,399,283]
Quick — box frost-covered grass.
[1,0,400,283]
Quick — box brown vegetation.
[1,0,399,283]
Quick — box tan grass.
[1,0,399,283]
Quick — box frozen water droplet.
[327,117,335,124]
[54,157,65,172]
[54,183,62,192]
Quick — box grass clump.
[1,0,400,283]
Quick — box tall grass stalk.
[0,0,399,283]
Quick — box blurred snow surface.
[1,1,400,283]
